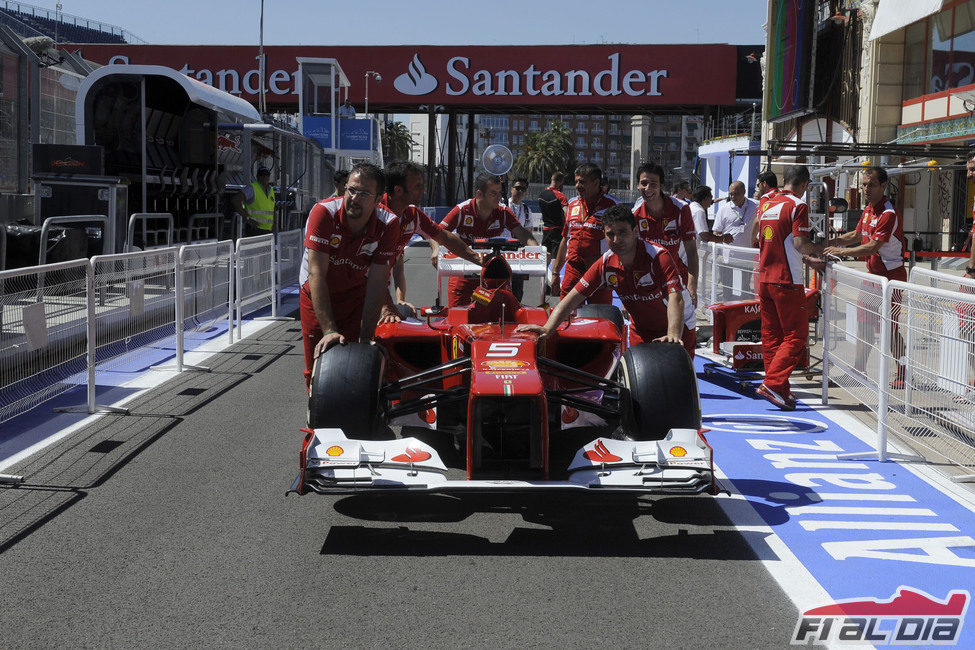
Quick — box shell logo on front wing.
[479,359,530,370]
[391,447,432,463]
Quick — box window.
[592,136,602,147]
[576,123,587,134]
[530,120,539,131]
[576,136,586,147]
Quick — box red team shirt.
[378,193,441,258]
[757,190,810,285]
[576,241,684,336]
[632,196,696,280]
[562,194,618,265]
[439,199,521,244]
[300,196,401,300]
[856,198,906,277]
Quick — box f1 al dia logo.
[395,54,438,96]
[792,586,969,646]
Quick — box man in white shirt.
[689,185,719,243]
[712,180,759,247]
[505,176,532,301]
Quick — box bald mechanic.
[518,204,686,349]
[380,161,481,321]
[550,163,619,303]
[299,163,400,387]
[436,172,537,307]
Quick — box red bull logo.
[217,134,242,153]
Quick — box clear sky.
[21,0,768,46]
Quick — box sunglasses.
[513,186,527,191]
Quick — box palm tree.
[513,121,573,182]
[381,121,416,162]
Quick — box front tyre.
[621,342,700,440]
[307,343,385,439]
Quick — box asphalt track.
[3,244,975,647]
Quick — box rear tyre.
[575,303,625,334]
[621,342,700,440]
[308,343,386,439]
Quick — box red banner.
[72,44,739,109]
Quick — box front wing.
[290,428,714,496]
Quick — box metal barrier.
[84,248,179,412]
[186,213,223,243]
[175,241,235,372]
[126,213,174,251]
[38,215,112,266]
[696,242,715,322]
[0,259,91,423]
[821,263,887,413]
[0,223,6,271]
[234,234,275,339]
[710,243,760,304]
[277,228,303,285]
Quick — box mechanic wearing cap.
[517,204,689,354]
[232,167,275,236]
[755,165,824,410]
[631,161,699,356]
[299,163,401,388]
[823,165,908,389]
[379,161,481,322]
[435,172,537,307]
[550,163,618,303]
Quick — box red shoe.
[785,392,798,409]
[757,384,795,411]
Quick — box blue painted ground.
[698,355,975,646]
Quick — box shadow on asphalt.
[322,492,779,559]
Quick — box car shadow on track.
[321,493,781,560]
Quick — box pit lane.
[0,244,805,646]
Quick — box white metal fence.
[822,263,975,481]
[0,260,90,422]
[0,234,302,425]
[694,242,762,322]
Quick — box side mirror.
[828,198,849,214]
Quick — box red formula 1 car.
[291,239,714,496]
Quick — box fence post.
[709,242,718,307]
[821,263,831,405]
[229,244,236,344]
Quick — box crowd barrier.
[822,262,975,481]
[0,229,303,425]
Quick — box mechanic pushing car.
[434,172,537,306]
[549,163,619,304]
[517,204,692,355]
[299,163,402,388]
[378,161,482,323]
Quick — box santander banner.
[73,44,739,108]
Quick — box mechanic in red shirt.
[749,170,780,247]
[379,161,481,322]
[550,163,619,303]
[825,166,908,388]
[517,204,689,354]
[632,161,699,353]
[436,172,537,307]
[755,165,824,410]
[299,163,401,387]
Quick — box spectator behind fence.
[824,166,908,389]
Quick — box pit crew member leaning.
[435,172,537,307]
[755,165,824,410]
[823,165,908,388]
[550,163,619,303]
[299,163,400,387]
[379,161,481,322]
[517,204,688,353]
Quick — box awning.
[869,0,946,41]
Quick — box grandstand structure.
[0,0,142,43]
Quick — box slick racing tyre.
[307,343,386,439]
[575,303,625,335]
[621,342,700,440]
